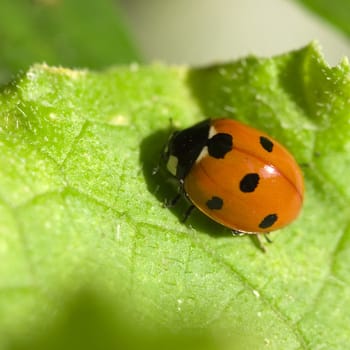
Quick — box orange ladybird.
[162,118,304,234]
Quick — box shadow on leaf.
[139,126,246,241]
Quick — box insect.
[162,118,304,241]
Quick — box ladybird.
[162,118,304,235]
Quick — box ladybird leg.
[164,193,181,208]
[182,204,195,223]
[231,229,244,236]
[232,231,267,252]
[256,235,267,253]
[254,234,272,253]
[264,233,273,244]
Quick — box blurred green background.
[0,0,349,82]
[119,0,350,65]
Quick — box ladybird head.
[161,131,180,177]
[162,119,211,181]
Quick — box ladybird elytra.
[163,118,304,235]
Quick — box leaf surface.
[1,43,350,349]
[0,0,140,83]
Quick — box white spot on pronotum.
[208,125,218,139]
[166,155,178,176]
[195,146,208,163]
[195,124,217,164]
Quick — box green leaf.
[1,42,350,349]
[294,0,350,38]
[0,0,140,83]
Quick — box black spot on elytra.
[260,136,274,152]
[259,214,278,229]
[239,173,260,193]
[207,133,233,159]
[206,196,223,210]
